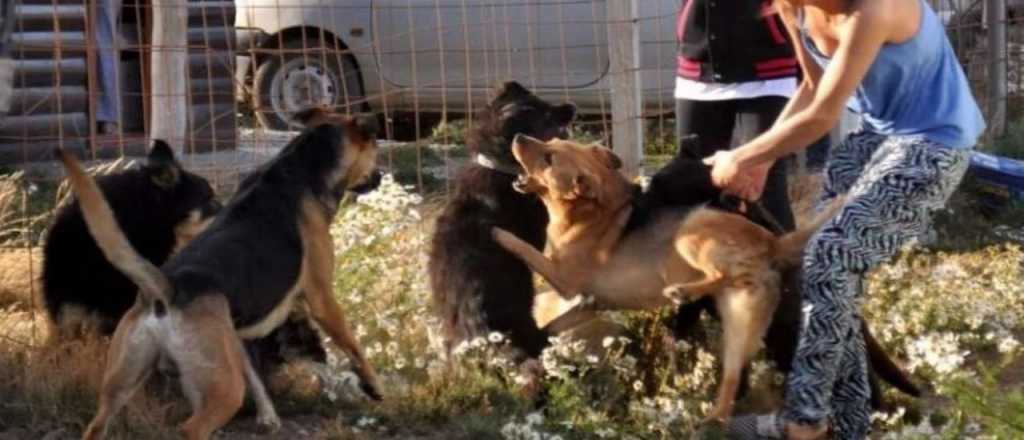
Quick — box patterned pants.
[780,129,970,439]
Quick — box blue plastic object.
[969,151,1024,201]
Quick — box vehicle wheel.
[253,38,364,130]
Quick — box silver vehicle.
[234,0,679,129]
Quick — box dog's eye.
[543,152,553,165]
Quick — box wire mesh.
[0,0,1019,346]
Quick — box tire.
[252,38,364,130]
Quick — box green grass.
[985,118,1024,161]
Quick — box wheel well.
[252,26,368,110]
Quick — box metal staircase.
[0,0,236,165]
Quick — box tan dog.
[59,108,382,440]
[491,135,839,422]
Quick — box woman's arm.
[770,1,822,127]
[732,7,894,169]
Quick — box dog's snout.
[203,199,223,217]
[349,168,383,195]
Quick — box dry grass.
[0,248,41,308]
[0,306,185,438]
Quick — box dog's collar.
[475,153,523,176]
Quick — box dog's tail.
[55,149,172,309]
[773,196,845,266]
[863,321,923,397]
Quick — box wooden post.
[987,0,1007,139]
[606,0,643,178]
[150,0,188,153]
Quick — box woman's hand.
[703,150,772,201]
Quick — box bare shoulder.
[848,0,920,42]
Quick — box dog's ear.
[496,81,531,99]
[551,103,576,126]
[344,114,380,147]
[678,134,702,154]
[572,174,597,200]
[292,106,332,127]
[591,146,622,170]
[513,133,545,146]
[146,139,180,189]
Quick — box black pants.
[675,96,795,232]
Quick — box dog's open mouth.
[349,169,383,195]
[512,174,531,193]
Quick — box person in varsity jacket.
[674,0,802,231]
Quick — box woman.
[703,0,984,438]
[675,0,801,231]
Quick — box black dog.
[42,140,332,379]
[632,135,921,407]
[42,140,221,337]
[429,81,576,358]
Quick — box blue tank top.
[798,0,985,149]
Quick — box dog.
[42,140,221,338]
[491,134,845,421]
[428,81,576,359]
[635,135,921,407]
[58,106,383,440]
[41,141,332,383]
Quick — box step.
[10,31,87,57]
[188,102,235,130]
[188,51,234,78]
[187,2,235,26]
[8,86,88,115]
[15,4,86,32]
[120,26,234,50]
[0,112,89,139]
[14,57,86,87]
[0,138,88,164]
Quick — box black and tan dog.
[58,107,382,440]
[41,140,332,386]
[492,135,842,421]
[429,81,576,358]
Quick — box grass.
[1,149,1023,439]
[984,118,1024,161]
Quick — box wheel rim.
[269,57,340,128]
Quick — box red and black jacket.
[676,0,797,83]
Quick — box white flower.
[489,332,505,343]
[602,336,615,348]
[997,336,1020,354]
[632,380,644,392]
[525,411,544,426]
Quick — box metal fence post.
[987,0,1007,139]
[606,0,643,178]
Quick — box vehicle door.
[371,1,608,95]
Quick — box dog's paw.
[256,412,282,434]
[662,284,688,305]
[360,379,384,401]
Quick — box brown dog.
[58,108,382,440]
[491,135,839,422]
